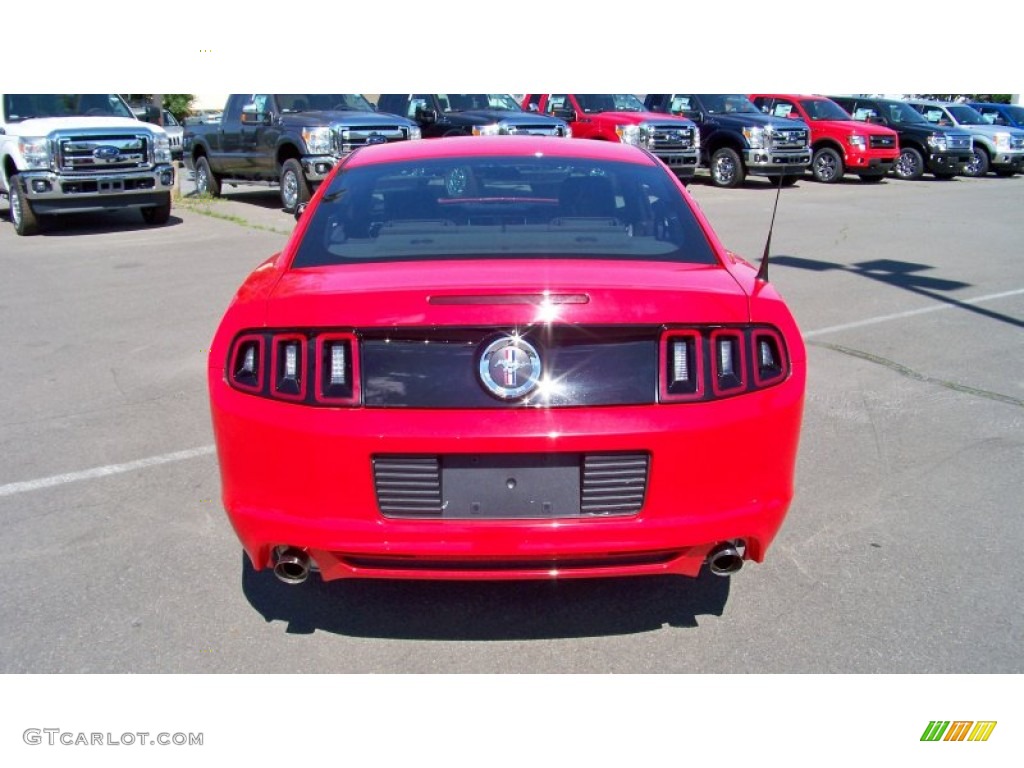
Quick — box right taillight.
[315,333,359,405]
[659,325,790,403]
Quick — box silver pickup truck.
[1,94,175,235]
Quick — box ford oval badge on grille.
[93,146,120,160]
[478,336,542,400]
[365,133,387,145]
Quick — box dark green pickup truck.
[183,94,421,212]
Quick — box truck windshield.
[3,94,134,122]
[701,95,760,115]
[292,157,717,268]
[882,102,928,124]
[799,98,851,121]
[439,95,523,112]
[946,105,988,126]
[576,94,646,113]
[277,94,374,113]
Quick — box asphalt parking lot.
[0,168,1021,673]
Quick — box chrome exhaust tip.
[707,542,744,577]
[272,546,311,585]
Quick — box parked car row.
[3,93,1021,235]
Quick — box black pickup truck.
[827,96,973,180]
[376,94,571,138]
[183,94,421,211]
[644,94,811,187]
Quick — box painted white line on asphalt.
[804,287,1024,338]
[0,445,216,499]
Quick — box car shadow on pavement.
[771,254,1024,331]
[241,555,731,639]
[1,210,184,236]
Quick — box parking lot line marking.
[0,446,215,499]
[804,288,1024,338]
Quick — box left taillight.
[227,331,360,406]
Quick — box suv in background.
[905,99,1024,177]
[968,102,1024,131]
[644,94,810,187]
[829,96,973,181]
[523,94,700,180]
[749,94,898,183]
[377,94,571,139]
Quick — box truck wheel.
[892,147,924,180]
[710,148,745,188]
[141,193,172,225]
[964,147,989,177]
[280,158,311,213]
[8,175,40,236]
[194,156,221,197]
[811,147,844,183]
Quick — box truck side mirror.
[554,108,577,122]
[294,202,307,222]
[241,105,271,125]
[416,106,438,123]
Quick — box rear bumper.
[210,370,805,581]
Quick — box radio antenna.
[757,171,785,282]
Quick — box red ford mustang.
[208,136,805,584]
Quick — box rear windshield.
[292,156,718,268]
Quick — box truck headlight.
[152,134,172,164]
[19,137,51,170]
[472,123,502,136]
[926,133,948,151]
[743,126,767,149]
[302,127,333,155]
[408,126,422,141]
[849,134,866,150]
[993,132,1011,150]
[615,124,641,145]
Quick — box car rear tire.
[9,175,41,236]
[194,156,221,197]
[280,158,311,213]
[964,147,990,177]
[710,147,745,188]
[892,147,925,180]
[811,147,844,183]
[141,193,172,225]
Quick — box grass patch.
[173,189,292,236]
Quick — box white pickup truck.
[1,94,176,235]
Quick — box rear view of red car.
[750,94,900,183]
[208,136,805,586]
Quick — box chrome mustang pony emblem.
[478,335,542,400]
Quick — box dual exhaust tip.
[707,541,745,577]
[273,541,745,583]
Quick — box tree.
[124,94,195,122]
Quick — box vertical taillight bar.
[271,333,307,401]
[228,334,265,394]
[752,328,789,387]
[710,329,746,396]
[315,333,360,405]
[659,330,703,402]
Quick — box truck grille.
[649,124,696,151]
[56,134,151,172]
[869,135,896,149]
[502,123,568,137]
[335,125,411,153]
[948,134,972,151]
[770,128,809,150]
[1011,135,1024,151]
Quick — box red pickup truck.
[522,94,700,180]
[749,94,900,183]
